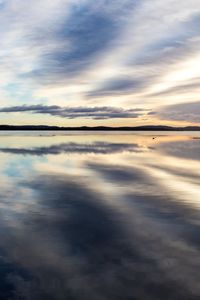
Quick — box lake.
[0,131,199,300]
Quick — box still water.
[0,131,199,300]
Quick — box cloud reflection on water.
[0,133,199,300]
[0,141,141,156]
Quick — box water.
[0,131,199,300]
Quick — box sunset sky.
[0,0,200,126]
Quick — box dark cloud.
[25,1,136,82]
[151,101,200,123]
[88,78,143,97]
[51,9,116,74]
[0,105,145,119]
[0,105,60,113]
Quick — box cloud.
[87,77,145,97]
[0,0,135,85]
[147,79,200,98]
[0,105,145,119]
[1,1,200,122]
[152,101,200,123]
[34,5,119,79]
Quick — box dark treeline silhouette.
[0,125,200,131]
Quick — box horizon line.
[0,124,200,131]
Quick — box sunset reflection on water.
[0,131,199,300]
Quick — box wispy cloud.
[0,0,200,124]
[151,101,200,123]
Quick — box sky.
[0,0,200,127]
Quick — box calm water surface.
[0,131,199,300]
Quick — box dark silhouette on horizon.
[0,125,200,131]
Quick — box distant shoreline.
[0,125,200,131]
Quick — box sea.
[0,131,199,300]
